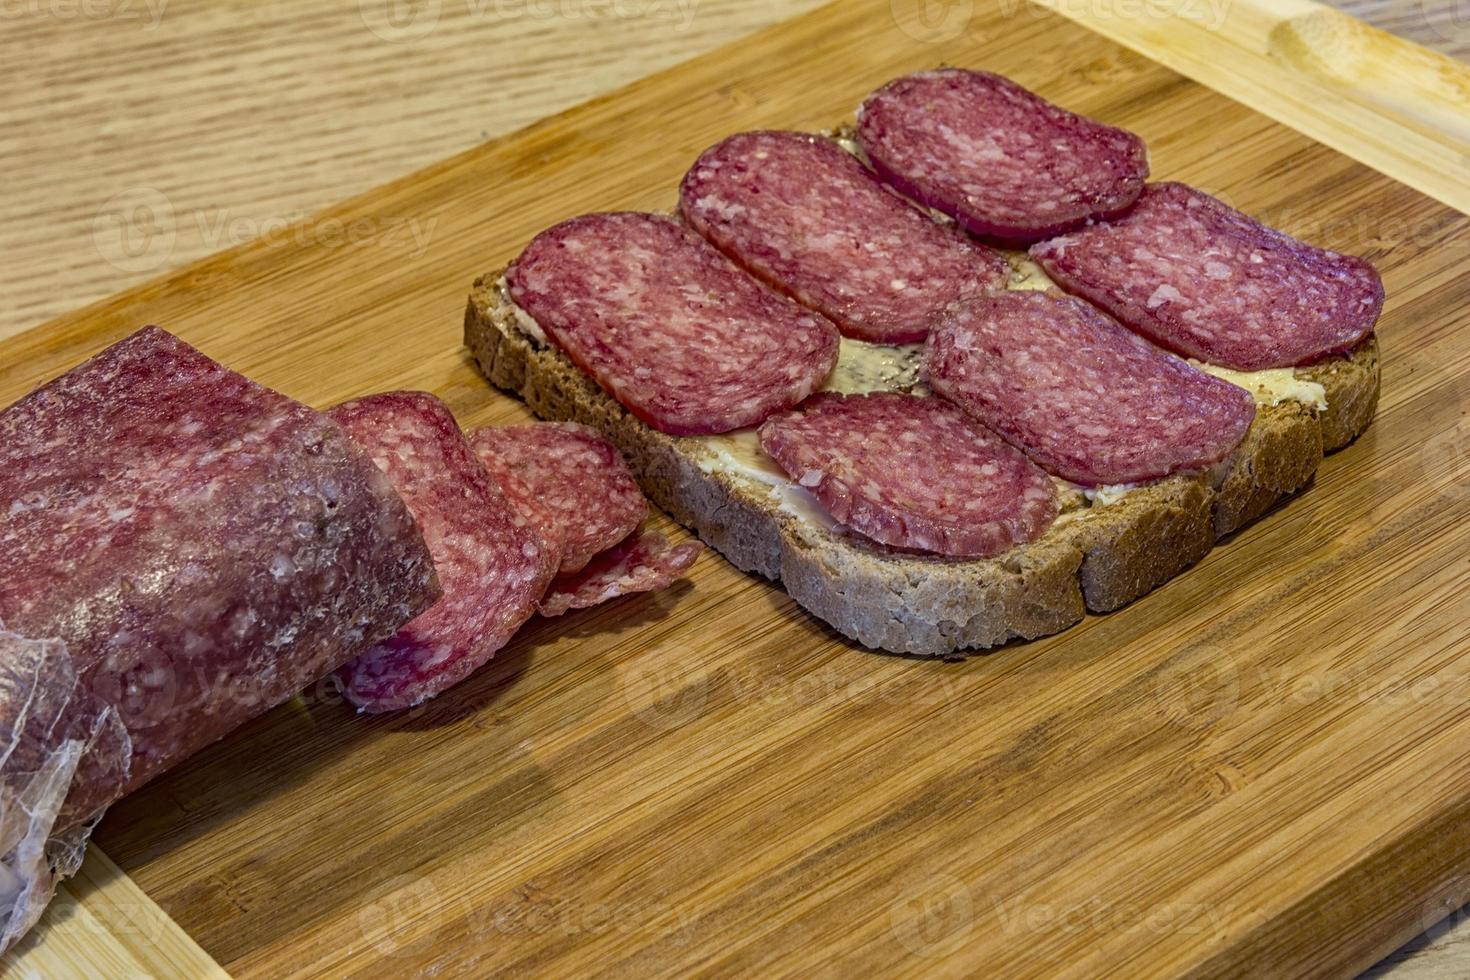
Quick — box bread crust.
[467,274,1378,657]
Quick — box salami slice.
[538,531,703,618]
[925,291,1257,485]
[0,327,438,940]
[506,212,840,435]
[329,392,555,713]
[679,131,1008,343]
[756,392,1057,557]
[1030,182,1384,370]
[856,69,1149,243]
[469,422,647,575]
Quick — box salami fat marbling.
[506,212,840,435]
[329,392,554,713]
[1030,182,1384,370]
[680,130,1008,343]
[757,391,1057,557]
[925,291,1257,485]
[856,69,1149,243]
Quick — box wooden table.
[1,1,1467,976]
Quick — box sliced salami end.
[679,130,1009,343]
[1030,182,1384,370]
[506,212,841,435]
[756,391,1058,557]
[925,291,1257,486]
[329,392,556,713]
[856,69,1149,243]
[537,530,703,618]
[469,421,647,575]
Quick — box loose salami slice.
[538,531,703,618]
[506,212,840,435]
[925,291,1257,485]
[757,392,1057,557]
[0,327,439,828]
[329,392,555,713]
[1030,182,1384,370]
[469,422,647,575]
[679,131,1008,343]
[856,69,1149,243]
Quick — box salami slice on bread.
[925,291,1258,485]
[507,212,839,436]
[1031,182,1383,370]
[680,130,1008,343]
[856,69,1150,243]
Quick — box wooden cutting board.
[2,0,1468,975]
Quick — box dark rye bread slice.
[466,275,1378,657]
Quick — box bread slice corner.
[466,273,1378,657]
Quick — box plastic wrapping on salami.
[856,69,1149,243]
[0,626,128,951]
[538,531,703,618]
[0,327,439,948]
[329,393,555,713]
[757,392,1057,557]
[506,212,840,435]
[469,422,646,575]
[925,291,1257,485]
[679,131,1008,343]
[1031,182,1384,370]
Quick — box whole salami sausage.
[679,131,1008,343]
[506,212,840,435]
[924,291,1257,485]
[856,69,1150,243]
[469,422,647,575]
[0,327,440,946]
[1030,182,1384,370]
[757,392,1058,558]
[328,392,556,713]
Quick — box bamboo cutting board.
[1,0,1468,975]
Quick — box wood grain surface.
[1034,0,1470,215]
[1,852,227,979]
[0,0,1460,345]
[2,1,1467,976]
